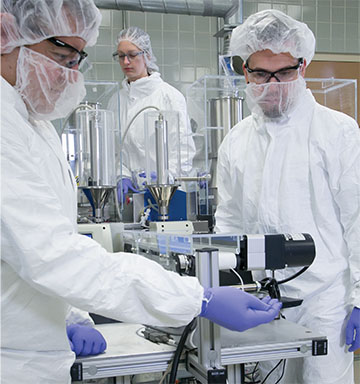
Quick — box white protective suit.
[215,88,360,384]
[1,76,203,384]
[109,72,196,181]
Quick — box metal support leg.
[227,364,245,384]
[114,375,131,384]
[187,248,226,383]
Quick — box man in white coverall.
[0,1,282,383]
[108,26,196,200]
[215,9,360,384]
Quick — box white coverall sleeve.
[325,116,360,308]
[66,307,94,327]
[214,130,240,233]
[2,128,203,327]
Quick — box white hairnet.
[230,9,315,65]
[245,76,307,121]
[15,47,86,120]
[1,0,101,54]
[116,26,159,73]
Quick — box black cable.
[260,360,283,384]
[274,360,286,384]
[277,266,309,285]
[251,362,259,383]
[168,318,197,384]
[260,267,310,301]
[259,277,281,300]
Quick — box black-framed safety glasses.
[112,51,145,62]
[244,58,304,84]
[47,37,88,68]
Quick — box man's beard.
[245,76,307,121]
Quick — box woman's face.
[117,40,148,82]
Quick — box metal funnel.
[146,184,178,221]
[82,186,114,223]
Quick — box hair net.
[1,0,101,54]
[230,9,315,65]
[15,47,86,120]
[116,26,159,73]
[245,76,307,122]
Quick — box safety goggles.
[245,58,304,84]
[112,50,144,62]
[47,37,88,69]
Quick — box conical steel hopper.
[82,186,114,223]
[146,184,178,221]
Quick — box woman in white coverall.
[109,26,196,199]
[215,9,360,384]
[0,2,282,383]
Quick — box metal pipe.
[175,174,211,183]
[230,282,262,293]
[224,0,243,24]
[154,114,169,185]
[94,0,238,18]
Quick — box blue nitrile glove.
[66,324,107,357]
[117,178,139,203]
[199,287,282,332]
[346,307,360,352]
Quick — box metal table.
[72,319,327,383]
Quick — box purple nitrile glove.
[346,307,360,352]
[199,287,282,332]
[198,171,208,189]
[66,324,107,357]
[117,178,139,203]
[138,171,157,184]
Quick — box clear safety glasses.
[112,50,144,62]
[245,58,304,84]
[47,37,88,69]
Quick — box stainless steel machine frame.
[73,318,327,383]
[70,230,327,383]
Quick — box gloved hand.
[66,324,107,357]
[198,171,209,189]
[346,307,360,352]
[117,178,139,203]
[199,287,282,332]
[139,171,157,184]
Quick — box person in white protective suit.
[108,26,196,200]
[0,2,282,383]
[215,9,360,384]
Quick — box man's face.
[243,50,306,118]
[116,40,148,82]
[29,36,87,70]
[19,36,86,114]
